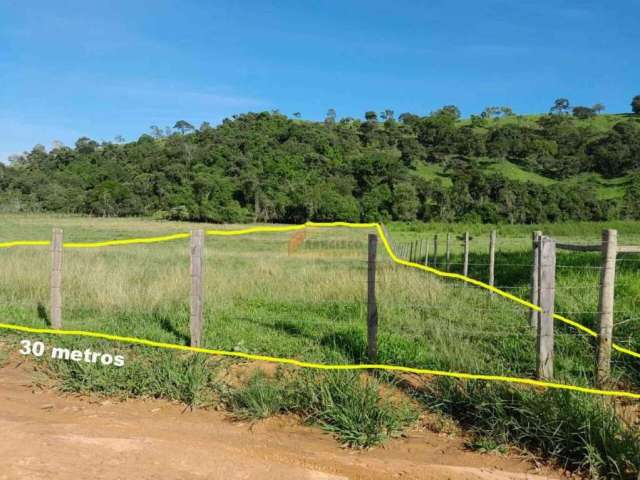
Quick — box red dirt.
[0,357,564,480]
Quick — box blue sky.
[1,0,639,161]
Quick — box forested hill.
[2,107,640,224]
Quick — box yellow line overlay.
[1,322,638,400]
[1,221,639,399]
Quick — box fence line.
[2,222,640,378]
[530,229,640,389]
[394,227,640,384]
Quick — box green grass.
[414,162,453,187]
[414,157,558,186]
[1,214,639,476]
[482,158,557,185]
[412,155,632,200]
[565,173,633,200]
[420,378,640,478]
[226,369,419,447]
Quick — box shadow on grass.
[272,319,306,336]
[320,330,367,363]
[37,302,49,326]
[157,314,190,346]
[238,316,367,363]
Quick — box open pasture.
[2,214,631,385]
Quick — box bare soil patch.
[0,355,564,480]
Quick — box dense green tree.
[75,137,98,154]
[587,121,640,177]
[173,120,195,134]
[324,108,336,125]
[417,110,459,160]
[398,113,421,130]
[572,106,595,119]
[632,95,640,115]
[437,105,461,120]
[391,182,419,220]
[550,98,570,115]
[364,111,378,125]
[1,108,634,224]
[623,174,640,219]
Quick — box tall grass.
[226,369,419,447]
[38,336,216,405]
[419,378,640,479]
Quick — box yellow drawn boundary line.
[0,322,638,399]
[1,221,639,365]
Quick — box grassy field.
[1,214,639,477]
[413,157,633,200]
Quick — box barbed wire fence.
[3,224,638,396]
[392,228,640,387]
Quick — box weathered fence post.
[530,231,542,331]
[50,228,63,329]
[489,230,496,290]
[367,234,378,363]
[537,236,555,380]
[445,233,451,271]
[424,238,430,266]
[463,232,470,277]
[596,229,618,388]
[433,234,439,268]
[190,229,205,347]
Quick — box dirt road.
[0,358,561,480]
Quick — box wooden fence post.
[596,229,618,388]
[367,234,378,363]
[50,228,63,329]
[530,231,542,331]
[537,236,555,380]
[190,229,205,347]
[445,233,451,271]
[489,230,496,290]
[423,239,428,264]
[433,234,439,268]
[424,238,430,266]
[463,232,470,277]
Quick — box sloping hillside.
[1,110,638,223]
[414,158,632,200]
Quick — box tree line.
[1,97,639,224]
